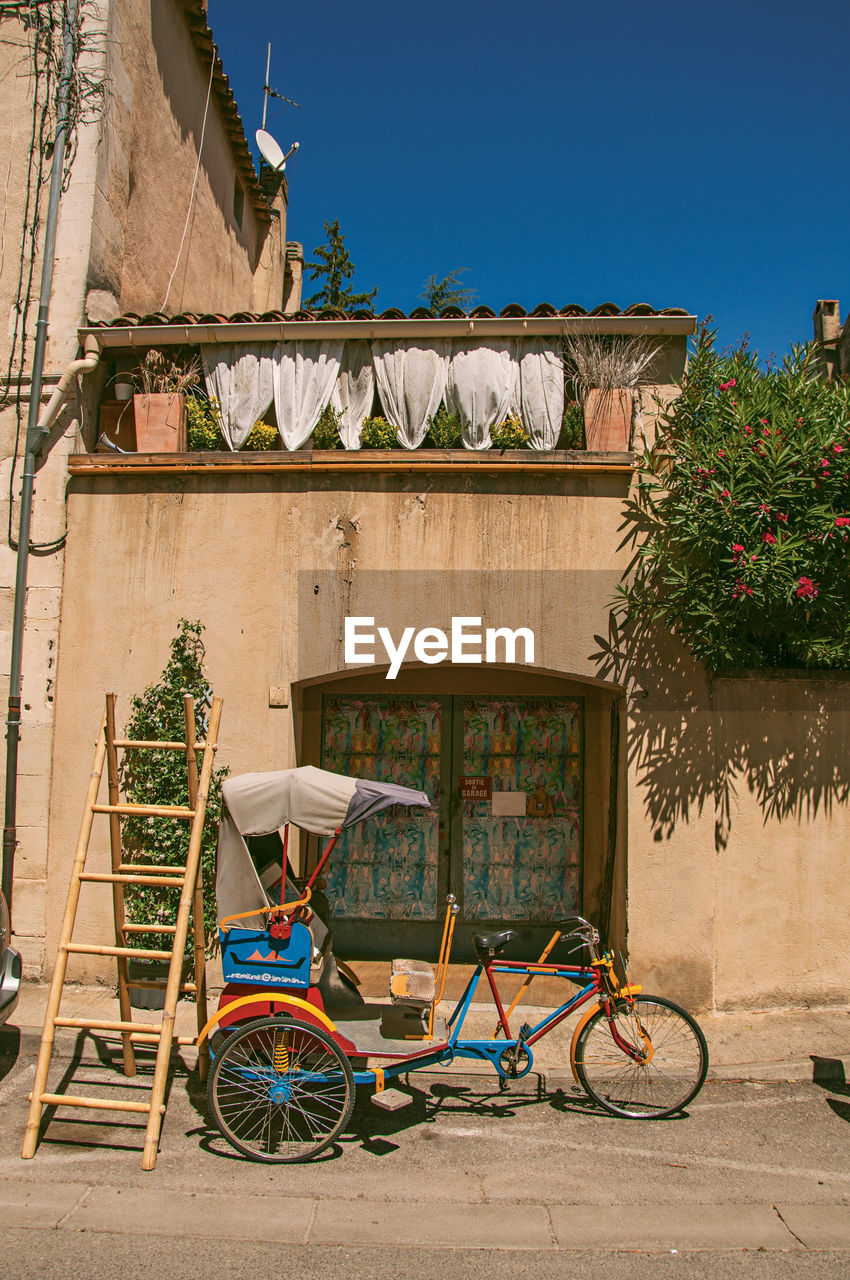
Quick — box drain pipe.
[2,0,82,917]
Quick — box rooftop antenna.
[261,42,301,130]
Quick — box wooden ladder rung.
[91,803,195,818]
[129,1034,197,1047]
[64,943,173,961]
[122,924,177,934]
[36,1093,157,1114]
[127,980,197,993]
[112,739,208,751]
[53,1017,162,1034]
[79,873,186,887]
[116,864,186,875]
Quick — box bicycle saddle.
[472,929,519,957]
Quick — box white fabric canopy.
[273,340,344,451]
[515,338,564,451]
[446,339,518,450]
[331,340,374,449]
[202,343,275,450]
[215,767,430,926]
[371,340,449,449]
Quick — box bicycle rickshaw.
[199,765,708,1162]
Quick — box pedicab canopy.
[216,765,431,928]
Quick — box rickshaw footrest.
[371,1088,413,1112]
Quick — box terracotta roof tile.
[88,302,694,329]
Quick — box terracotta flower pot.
[133,392,187,452]
[584,388,633,452]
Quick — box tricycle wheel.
[208,1015,354,1162]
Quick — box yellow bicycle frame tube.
[196,992,337,1047]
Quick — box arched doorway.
[292,664,625,963]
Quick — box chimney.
[283,242,304,313]
[813,300,841,379]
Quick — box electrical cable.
[160,54,215,312]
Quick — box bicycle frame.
[349,945,644,1090]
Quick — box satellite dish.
[256,129,299,171]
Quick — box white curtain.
[331,340,374,449]
[447,339,518,450]
[273,340,344,451]
[202,343,275,450]
[371,340,449,449]
[515,339,564,450]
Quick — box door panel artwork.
[321,697,441,920]
[461,698,582,921]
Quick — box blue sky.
[207,0,849,359]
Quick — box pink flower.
[834,444,844,453]
[760,418,768,425]
[796,577,819,599]
[719,379,737,391]
[777,512,788,523]
[721,488,731,498]
[821,458,830,468]
[732,543,745,559]
[762,532,776,544]
[836,517,850,527]
[762,427,771,437]
[732,579,753,599]
[743,425,753,435]
[758,504,771,514]
[717,450,726,458]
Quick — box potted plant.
[132,350,200,452]
[119,620,228,1008]
[565,334,658,451]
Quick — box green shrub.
[360,415,397,449]
[186,396,227,450]
[426,404,463,448]
[617,324,850,671]
[490,415,529,449]
[560,400,585,449]
[242,420,281,450]
[312,403,343,449]
[119,620,228,954]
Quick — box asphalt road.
[2,1029,849,1279]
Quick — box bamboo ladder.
[22,691,223,1171]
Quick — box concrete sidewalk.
[7,978,850,1083]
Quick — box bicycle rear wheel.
[208,1015,354,1162]
[573,995,708,1119]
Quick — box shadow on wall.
[591,610,850,848]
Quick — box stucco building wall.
[0,0,286,972]
[43,460,850,1012]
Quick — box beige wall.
[91,0,282,319]
[0,1,283,971]
[42,464,850,1011]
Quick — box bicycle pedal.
[519,1023,533,1042]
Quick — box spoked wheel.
[208,1015,354,1162]
[573,995,708,1119]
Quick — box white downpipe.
[34,334,101,443]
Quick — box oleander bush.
[616,324,850,670]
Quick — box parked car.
[0,888,21,1025]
